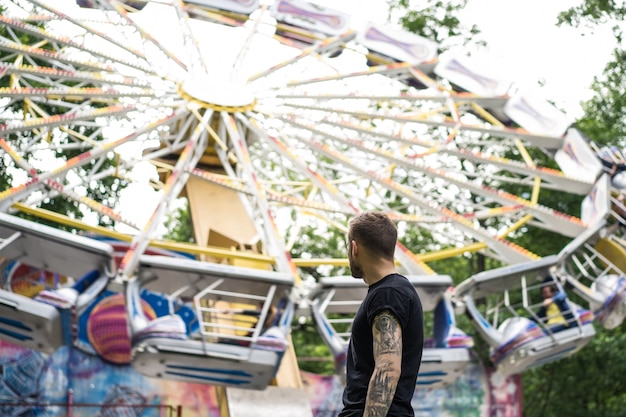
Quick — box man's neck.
[363,267,397,286]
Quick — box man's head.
[347,212,397,279]
[541,276,559,300]
[541,284,558,300]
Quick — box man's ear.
[351,240,358,256]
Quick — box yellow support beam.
[291,242,489,268]
[417,242,487,263]
[12,203,276,265]
[14,202,536,269]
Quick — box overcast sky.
[307,0,618,118]
[459,0,618,117]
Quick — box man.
[536,280,574,332]
[339,212,424,417]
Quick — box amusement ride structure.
[1,0,625,414]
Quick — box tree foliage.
[523,326,626,417]
[521,7,626,416]
[291,315,337,375]
[574,49,626,146]
[0,9,127,231]
[289,223,349,281]
[387,0,483,49]
[163,201,195,243]
[557,0,626,41]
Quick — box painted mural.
[302,361,522,417]
[0,341,520,416]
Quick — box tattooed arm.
[363,309,402,417]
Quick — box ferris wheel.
[0,0,619,392]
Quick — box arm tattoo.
[364,310,403,417]
[374,310,401,356]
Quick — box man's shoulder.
[375,274,420,300]
[388,273,418,291]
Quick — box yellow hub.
[178,77,257,112]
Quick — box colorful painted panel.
[0,341,520,417]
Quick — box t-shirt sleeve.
[366,287,413,330]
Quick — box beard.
[348,254,364,279]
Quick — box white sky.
[317,0,618,118]
[108,0,619,119]
[459,0,618,118]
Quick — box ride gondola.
[269,0,353,56]
[557,214,626,330]
[127,254,295,390]
[454,256,595,375]
[356,21,439,89]
[76,0,146,12]
[0,212,115,354]
[309,275,473,388]
[184,0,260,16]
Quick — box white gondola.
[270,0,351,37]
[554,171,626,329]
[0,212,114,354]
[183,0,260,15]
[454,256,595,376]
[127,255,295,390]
[554,128,604,185]
[269,0,352,55]
[356,21,439,89]
[558,219,626,330]
[76,0,146,11]
[432,52,515,123]
[356,22,438,66]
[502,92,573,137]
[309,275,473,388]
[434,52,512,98]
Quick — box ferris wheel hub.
[179,77,256,112]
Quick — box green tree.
[0,7,127,231]
[163,200,195,243]
[521,9,626,416]
[387,0,483,48]
[523,326,626,417]
[289,223,349,281]
[557,0,626,42]
[291,314,336,375]
[574,49,626,146]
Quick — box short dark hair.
[348,212,397,261]
[541,276,559,295]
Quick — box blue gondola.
[0,213,114,354]
[309,275,473,388]
[127,255,295,390]
[454,256,595,376]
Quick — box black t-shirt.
[339,273,424,417]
